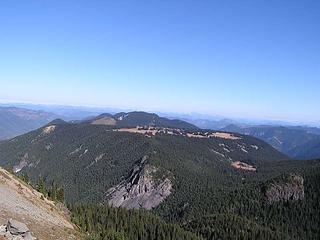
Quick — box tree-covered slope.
[0,120,319,239]
[0,120,287,205]
[69,204,202,240]
[0,122,151,202]
[184,159,320,240]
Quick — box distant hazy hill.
[87,111,199,130]
[287,125,320,135]
[0,106,58,140]
[223,124,320,160]
[186,118,237,130]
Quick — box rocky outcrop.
[13,153,29,173]
[263,174,304,204]
[105,156,172,210]
[0,219,34,240]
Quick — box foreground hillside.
[0,118,319,239]
[0,107,58,140]
[0,167,81,240]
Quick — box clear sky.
[0,0,319,122]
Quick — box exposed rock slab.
[13,154,29,173]
[106,156,172,210]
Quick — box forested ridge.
[0,120,319,239]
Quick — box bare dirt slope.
[0,167,82,240]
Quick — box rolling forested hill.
[0,119,287,202]
[0,118,319,239]
[86,111,199,130]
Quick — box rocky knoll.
[106,156,172,209]
[0,219,34,240]
[263,174,304,204]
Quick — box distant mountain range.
[222,124,320,160]
[0,102,124,121]
[0,106,58,140]
[185,118,238,130]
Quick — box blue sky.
[0,0,319,122]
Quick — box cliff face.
[263,174,304,204]
[105,156,172,210]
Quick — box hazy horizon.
[1,100,319,127]
[1,1,319,123]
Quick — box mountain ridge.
[222,124,320,160]
[85,111,199,130]
[0,106,59,140]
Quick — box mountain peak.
[46,118,67,125]
[88,111,198,130]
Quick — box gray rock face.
[106,156,172,210]
[264,174,304,204]
[0,219,34,240]
[7,219,29,235]
[13,153,29,173]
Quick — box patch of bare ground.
[116,127,158,136]
[42,125,56,134]
[91,117,117,126]
[231,161,256,171]
[209,132,241,140]
[0,168,83,240]
[114,127,241,140]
